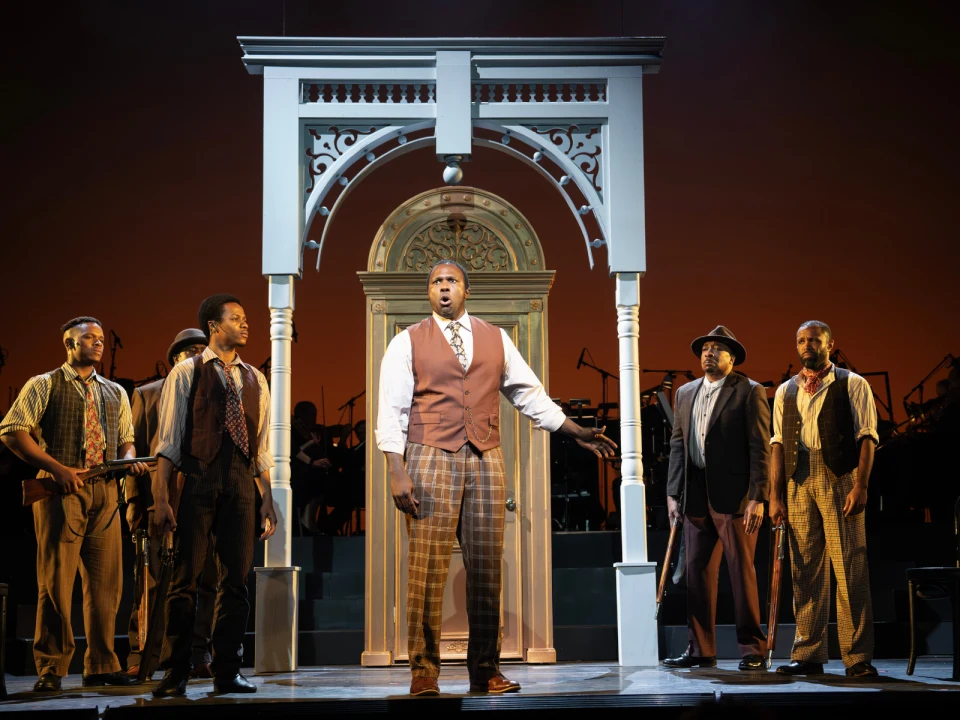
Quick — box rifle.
[22,456,156,506]
[766,520,788,668]
[656,516,683,619]
[138,530,177,682]
[133,528,150,654]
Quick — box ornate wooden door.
[359,188,558,666]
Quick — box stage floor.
[2,659,959,717]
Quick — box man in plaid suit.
[377,260,617,696]
[769,320,879,678]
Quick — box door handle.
[505,497,517,512]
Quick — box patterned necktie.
[799,363,832,396]
[448,321,468,373]
[215,359,250,457]
[81,379,105,468]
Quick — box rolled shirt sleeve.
[253,369,274,475]
[376,331,415,455]
[848,373,880,445]
[154,361,194,469]
[116,388,135,446]
[0,374,51,437]
[770,382,786,445]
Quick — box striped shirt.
[376,310,566,455]
[688,374,727,469]
[771,367,879,450]
[0,362,135,477]
[155,347,274,475]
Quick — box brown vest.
[182,355,260,469]
[407,316,505,452]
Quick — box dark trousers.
[684,467,765,657]
[160,437,255,677]
[127,510,219,668]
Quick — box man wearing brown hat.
[124,328,220,681]
[663,326,771,671]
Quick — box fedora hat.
[167,328,207,367]
[691,325,747,366]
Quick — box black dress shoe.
[213,673,257,694]
[738,654,766,671]
[662,650,717,668]
[33,673,62,692]
[152,669,189,697]
[776,660,824,675]
[845,661,878,677]
[82,670,139,687]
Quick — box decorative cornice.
[239,37,665,74]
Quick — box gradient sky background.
[3,0,957,429]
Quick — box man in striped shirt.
[150,294,277,697]
[0,317,149,692]
[663,326,771,672]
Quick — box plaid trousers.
[404,442,506,681]
[786,448,874,666]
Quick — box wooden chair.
[906,567,960,681]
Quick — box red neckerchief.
[798,363,832,396]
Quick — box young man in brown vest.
[769,320,878,678]
[377,260,617,696]
[124,327,220,680]
[0,317,149,692]
[151,295,278,696]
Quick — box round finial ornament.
[443,155,463,186]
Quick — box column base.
[361,650,394,667]
[253,566,301,674]
[525,647,557,664]
[613,561,658,667]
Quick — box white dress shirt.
[771,367,879,449]
[155,347,274,475]
[688,374,727,469]
[376,311,566,454]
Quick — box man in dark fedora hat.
[124,328,220,681]
[664,326,771,671]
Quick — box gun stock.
[656,518,682,619]
[21,456,157,506]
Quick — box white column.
[613,272,658,667]
[266,274,295,566]
[255,274,300,673]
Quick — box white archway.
[240,36,665,671]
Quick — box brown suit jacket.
[666,372,771,515]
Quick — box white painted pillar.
[255,274,300,673]
[266,274,295,567]
[613,272,658,667]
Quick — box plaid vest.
[783,366,858,480]
[38,368,122,468]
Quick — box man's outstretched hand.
[561,419,618,459]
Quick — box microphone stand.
[108,330,121,381]
[336,389,366,450]
[903,354,956,411]
[337,389,366,535]
[577,354,619,527]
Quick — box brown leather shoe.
[190,662,213,679]
[125,665,140,677]
[470,672,520,694]
[410,677,440,696]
